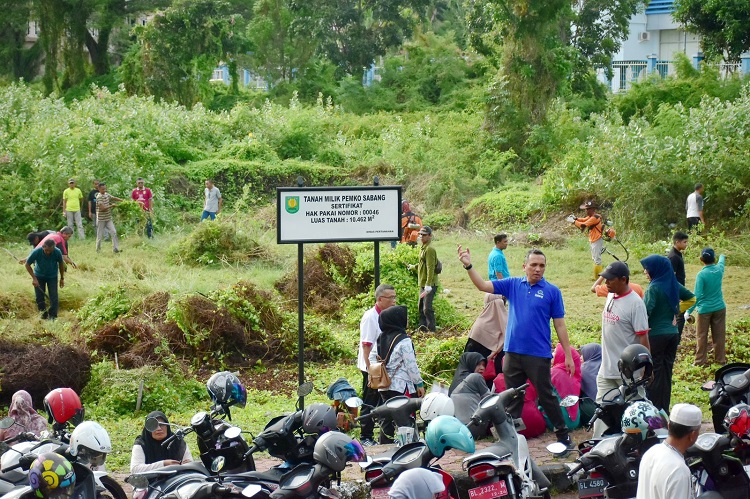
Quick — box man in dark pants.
[668,231,689,337]
[25,239,65,320]
[417,226,438,332]
[357,284,397,446]
[458,246,576,453]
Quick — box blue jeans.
[34,276,59,319]
[201,210,216,221]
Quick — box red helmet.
[43,388,84,426]
[725,403,750,438]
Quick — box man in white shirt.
[637,403,702,499]
[686,183,705,230]
[201,179,223,221]
[594,261,650,437]
[357,284,397,446]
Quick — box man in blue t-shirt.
[24,239,65,320]
[458,245,576,452]
[487,233,510,280]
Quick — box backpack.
[435,259,442,274]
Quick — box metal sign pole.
[373,176,380,288]
[297,241,305,409]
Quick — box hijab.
[388,468,445,499]
[133,411,186,463]
[0,390,48,441]
[640,254,680,314]
[448,352,486,395]
[377,305,408,363]
[580,343,602,400]
[551,344,582,422]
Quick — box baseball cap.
[669,403,702,427]
[599,261,629,280]
[701,248,715,262]
[68,178,75,184]
[419,226,433,236]
[579,200,597,209]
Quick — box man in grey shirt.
[201,179,223,221]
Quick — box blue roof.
[645,0,674,15]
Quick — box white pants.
[590,239,603,265]
[66,210,85,239]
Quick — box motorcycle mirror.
[546,442,568,455]
[297,382,314,398]
[702,380,716,391]
[211,456,226,473]
[224,426,242,439]
[241,484,263,497]
[0,417,15,430]
[345,397,363,409]
[125,475,150,489]
[560,395,580,407]
[144,417,162,432]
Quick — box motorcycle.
[701,363,750,433]
[686,431,750,499]
[154,432,367,499]
[0,417,125,499]
[463,384,551,499]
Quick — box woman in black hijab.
[448,352,486,395]
[130,411,194,473]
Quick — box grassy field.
[2,219,750,472]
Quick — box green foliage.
[467,184,546,229]
[83,361,205,418]
[422,212,455,230]
[674,0,750,64]
[77,286,135,336]
[169,220,266,266]
[612,53,748,124]
[418,336,465,384]
[544,84,750,239]
[344,243,470,331]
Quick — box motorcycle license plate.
[468,481,508,499]
[370,487,390,498]
[578,477,607,498]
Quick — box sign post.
[277,185,401,400]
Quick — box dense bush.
[467,183,546,229]
[544,84,750,238]
[168,220,267,266]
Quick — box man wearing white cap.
[637,403,702,499]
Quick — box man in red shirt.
[131,178,154,238]
[19,227,77,269]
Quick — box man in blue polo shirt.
[25,239,65,320]
[458,245,576,452]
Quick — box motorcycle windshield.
[589,437,619,458]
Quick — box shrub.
[467,184,546,229]
[169,220,266,266]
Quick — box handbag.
[367,334,405,390]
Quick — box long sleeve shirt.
[418,243,438,287]
[369,338,424,394]
[574,214,603,243]
[688,255,726,315]
[129,444,194,473]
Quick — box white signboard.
[277,186,402,244]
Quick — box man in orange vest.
[400,200,422,246]
[572,201,604,278]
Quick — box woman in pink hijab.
[551,344,582,426]
[0,390,48,440]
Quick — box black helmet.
[618,344,653,385]
[206,372,247,409]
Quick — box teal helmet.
[425,415,475,458]
[621,401,667,441]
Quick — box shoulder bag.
[367,334,405,390]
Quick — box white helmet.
[69,421,112,467]
[420,392,455,422]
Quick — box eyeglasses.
[381,295,397,300]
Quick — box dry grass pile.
[0,340,91,407]
[275,243,365,315]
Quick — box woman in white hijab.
[388,468,446,499]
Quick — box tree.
[0,1,42,80]
[120,0,244,107]
[289,0,430,77]
[674,0,750,65]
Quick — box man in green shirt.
[62,178,85,239]
[417,226,438,332]
[687,248,726,366]
[25,239,65,320]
